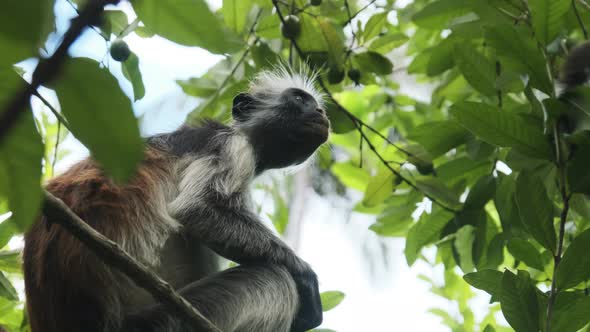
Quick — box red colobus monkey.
[23,67,329,332]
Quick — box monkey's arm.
[172,197,322,332]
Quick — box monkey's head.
[232,67,330,172]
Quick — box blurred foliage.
[1,0,590,331]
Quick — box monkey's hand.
[289,265,323,332]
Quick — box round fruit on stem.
[281,15,301,39]
[327,67,345,84]
[348,68,361,84]
[110,40,130,62]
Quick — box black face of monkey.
[232,87,330,172]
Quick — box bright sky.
[23,1,505,331]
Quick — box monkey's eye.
[294,95,303,103]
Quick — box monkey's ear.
[232,93,255,121]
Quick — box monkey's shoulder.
[147,120,231,157]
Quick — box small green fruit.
[281,15,301,39]
[311,0,322,6]
[348,68,361,84]
[327,67,345,84]
[110,40,130,62]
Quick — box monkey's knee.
[176,264,298,332]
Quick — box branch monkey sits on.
[23,66,329,332]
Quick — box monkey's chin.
[302,121,330,143]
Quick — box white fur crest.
[248,65,325,108]
[167,132,256,216]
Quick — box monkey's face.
[232,87,330,171]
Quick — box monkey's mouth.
[302,112,330,131]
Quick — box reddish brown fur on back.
[23,147,174,332]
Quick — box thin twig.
[359,124,364,168]
[577,0,590,11]
[32,90,71,132]
[496,61,503,108]
[545,124,572,332]
[344,0,357,49]
[573,0,589,39]
[42,191,221,332]
[52,121,61,175]
[342,0,378,26]
[0,0,117,143]
[272,0,459,213]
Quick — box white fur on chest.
[168,133,256,216]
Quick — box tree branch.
[573,0,589,40]
[0,0,116,143]
[342,0,378,26]
[546,124,571,332]
[42,190,221,332]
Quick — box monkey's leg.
[121,264,298,332]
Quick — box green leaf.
[464,175,496,210]
[135,26,155,38]
[0,0,48,66]
[484,24,553,94]
[454,43,496,96]
[412,0,470,29]
[407,120,470,158]
[567,145,590,195]
[296,15,327,52]
[515,171,557,253]
[500,270,540,332]
[222,0,252,34]
[331,162,370,191]
[370,193,420,237]
[251,41,280,69]
[318,18,345,67]
[325,102,356,134]
[414,178,461,210]
[482,325,496,332]
[405,209,453,265]
[551,292,590,332]
[454,225,475,273]
[506,238,545,270]
[267,185,289,235]
[362,12,388,42]
[101,10,128,37]
[369,33,408,54]
[353,51,393,75]
[133,0,240,54]
[177,77,219,98]
[463,269,503,298]
[0,251,21,274]
[450,101,552,159]
[122,52,145,101]
[52,57,143,182]
[363,171,394,207]
[0,220,17,250]
[556,227,590,289]
[0,272,17,301]
[528,0,570,46]
[0,70,43,231]
[426,37,455,77]
[320,291,345,312]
